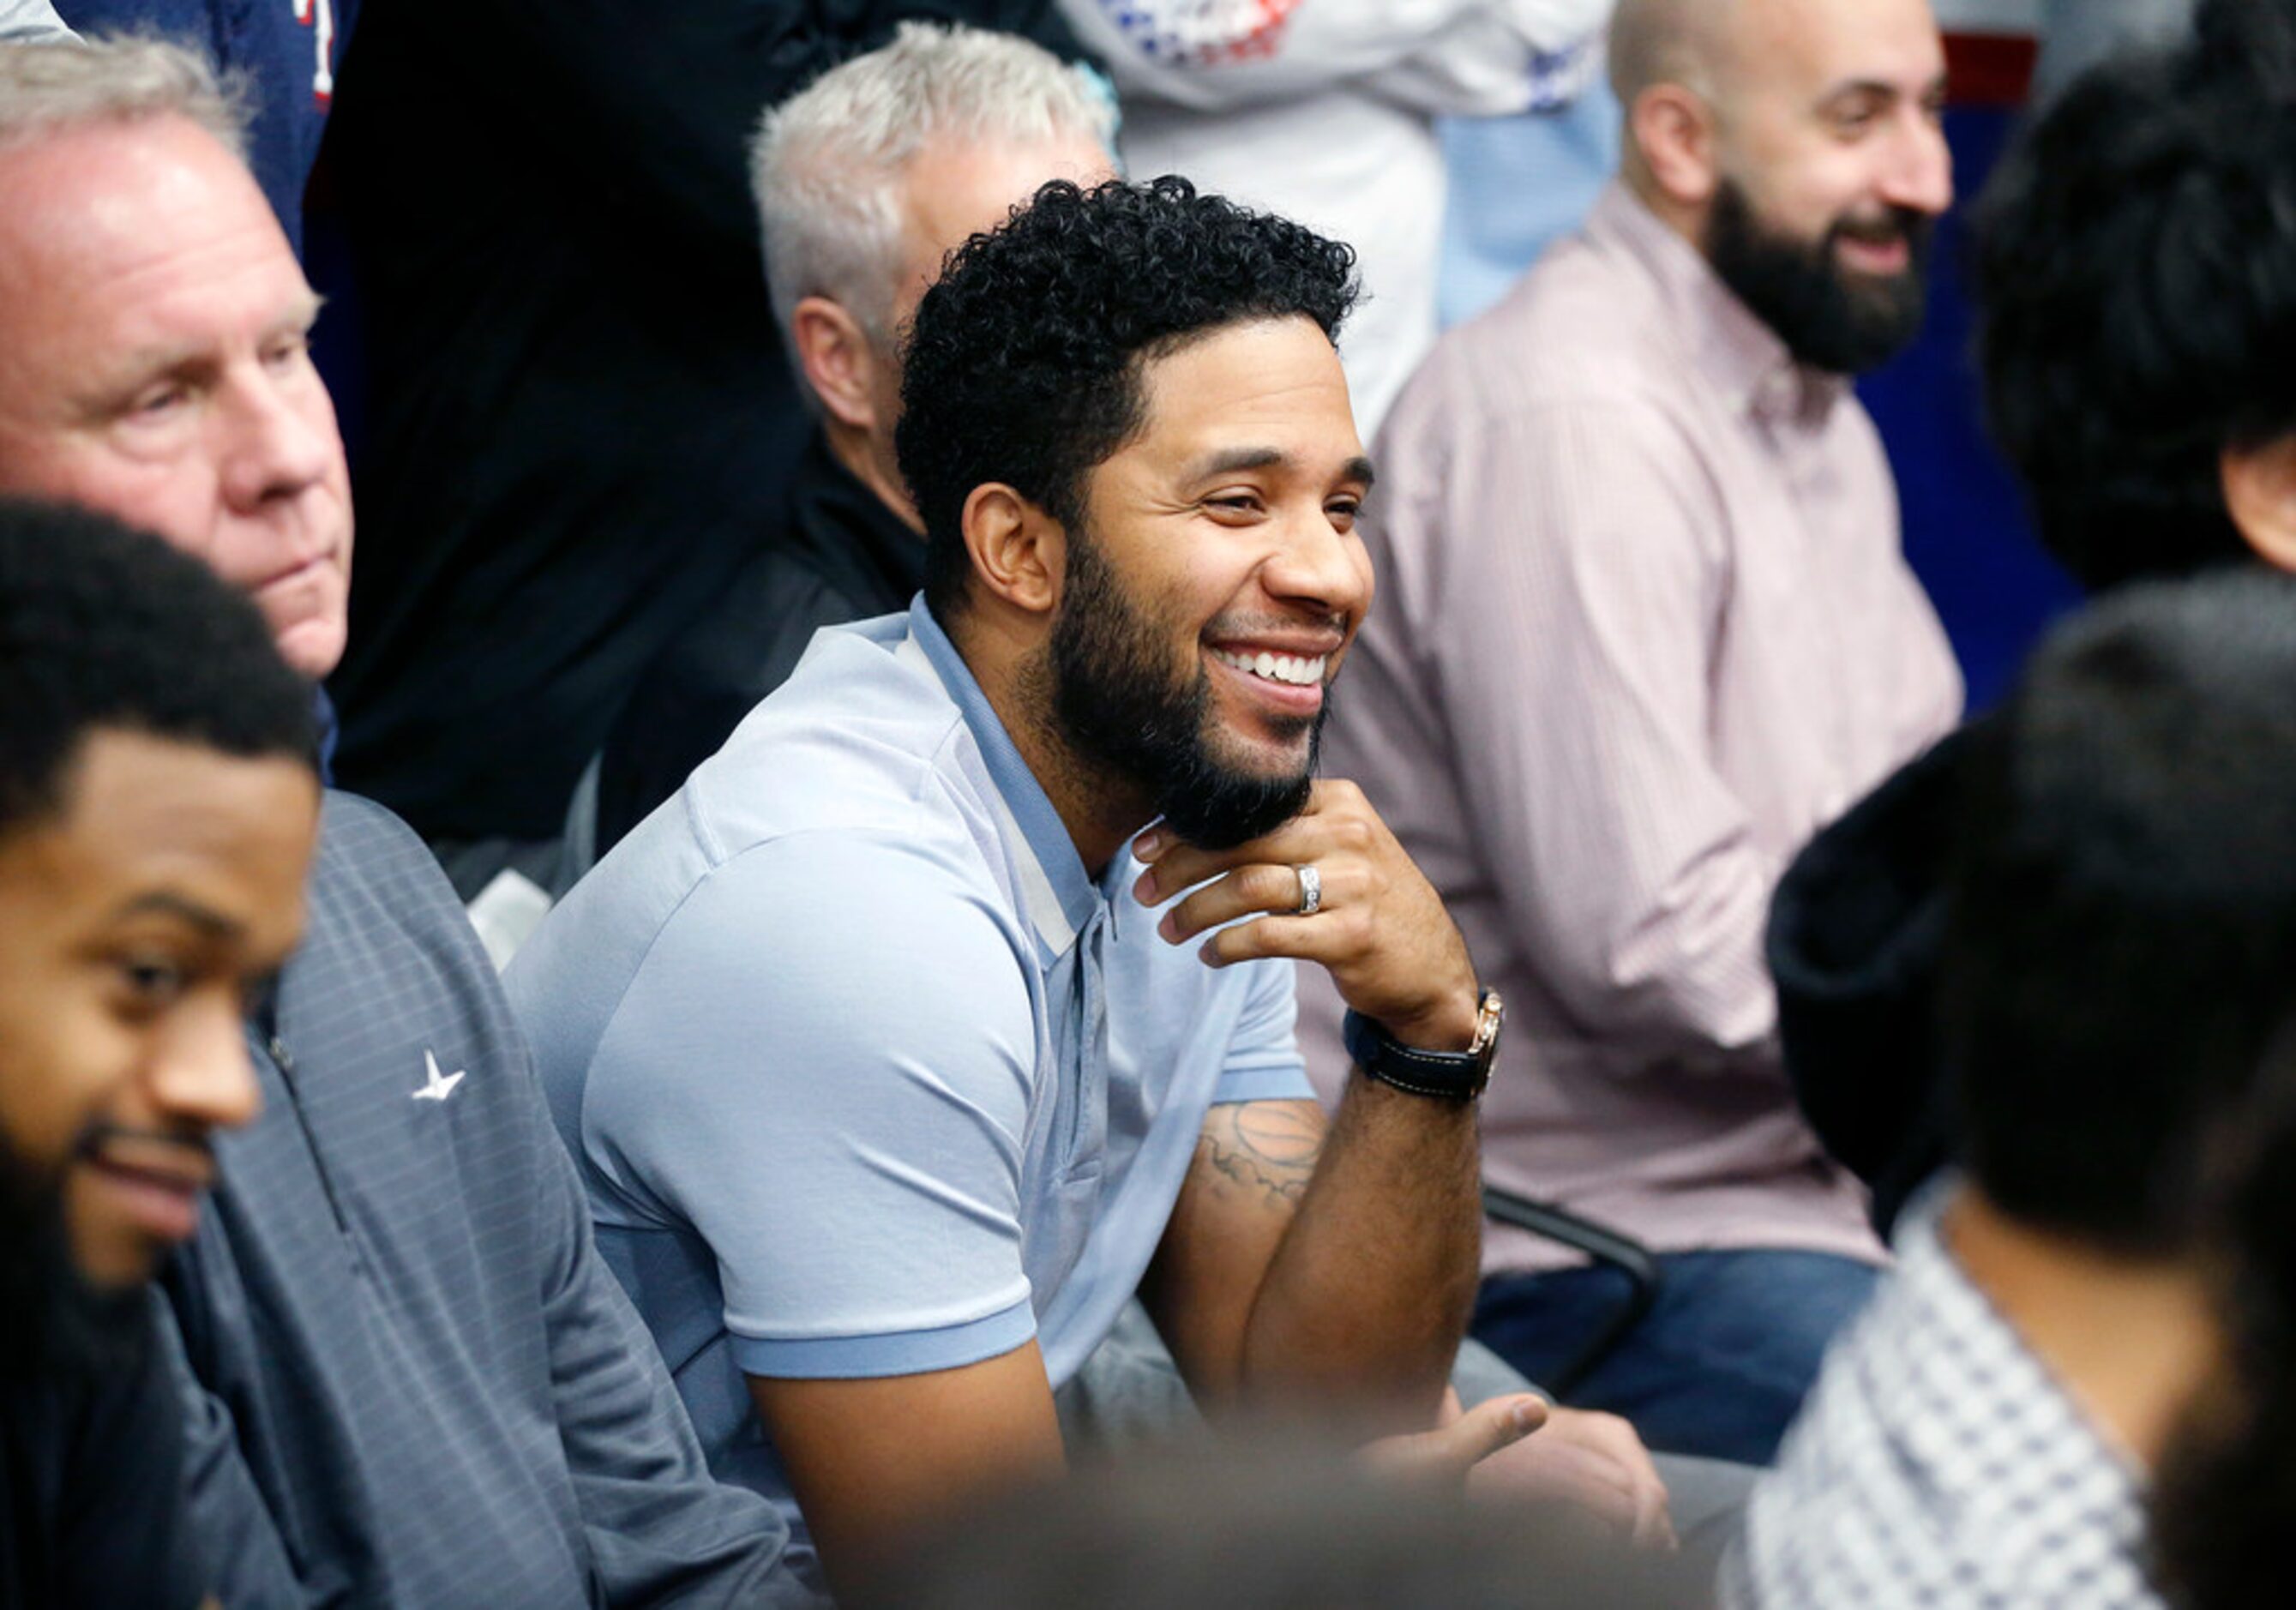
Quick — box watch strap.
[1343,994,1500,1102]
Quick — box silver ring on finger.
[1295,863,1323,916]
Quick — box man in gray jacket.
[0,33,796,1606]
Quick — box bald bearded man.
[1299,0,1962,1466]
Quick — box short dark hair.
[2150,1036,2296,1610]
[895,176,1359,618]
[0,497,317,838]
[1940,569,2296,1253]
[1974,0,2296,592]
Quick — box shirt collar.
[790,429,929,604]
[1898,1178,2151,1493]
[907,599,1106,958]
[1587,182,1850,430]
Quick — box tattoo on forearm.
[1200,1103,1324,1208]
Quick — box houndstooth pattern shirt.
[1723,1182,2163,1609]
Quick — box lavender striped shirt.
[1300,183,1962,1273]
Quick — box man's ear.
[961,484,1065,617]
[2220,435,2296,574]
[790,294,882,431]
[1630,84,1722,207]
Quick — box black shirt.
[2,1293,201,1610]
[593,430,928,859]
[321,0,1084,842]
[1766,720,1983,1235]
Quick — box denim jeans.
[1471,1249,1880,1467]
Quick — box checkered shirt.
[1722,1183,2162,1609]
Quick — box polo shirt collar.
[909,599,1105,958]
[1589,182,1849,430]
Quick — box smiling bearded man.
[1299,0,1965,1469]
[1039,462,1343,852]
[508,176,1579,1606]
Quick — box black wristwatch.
[1343,990,1505,1102]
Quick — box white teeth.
[1214,648,1326,687]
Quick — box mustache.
[71,1120,219,1177]
[1204,610,1350,639]
[1829,206,1934,256]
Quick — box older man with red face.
[0,35,796,1607]
[1301,0,1965,1468]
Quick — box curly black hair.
[1974,0,2296,592]
[0,497,316,838]
[895,176,1359,617]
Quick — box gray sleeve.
[147,1290,314,1610]
[0,0,75,42]
[527,1095,809,1607]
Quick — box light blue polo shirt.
[508,599,1311,1570]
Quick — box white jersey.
[1058,0,1614,433]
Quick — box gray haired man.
[586,21,1113,862]
[0,34,798,1606]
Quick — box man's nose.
[149,994,264,1138]
[1262,505,1373,622]
[218,367,341,513]
[1879,111,1955,218]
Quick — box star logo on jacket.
[412,1049,466,1102]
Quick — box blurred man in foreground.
[0,499,318,1609]
[1734,571,2296,1607]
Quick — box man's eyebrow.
[1184,448,1377,488]
[109,892,240,938]
[1816,78,1902,109]
[1188,447,1288,479]
[274,290,328,334]
[90,292,328,392]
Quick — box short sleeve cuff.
[729,1295,1038,1380]
[1212,1060,1314,1106]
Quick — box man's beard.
[0,1129,145,1379]
[1044,532,1325,852]
[1704,177,1933,376]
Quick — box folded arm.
[1133,781,1484,1427]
